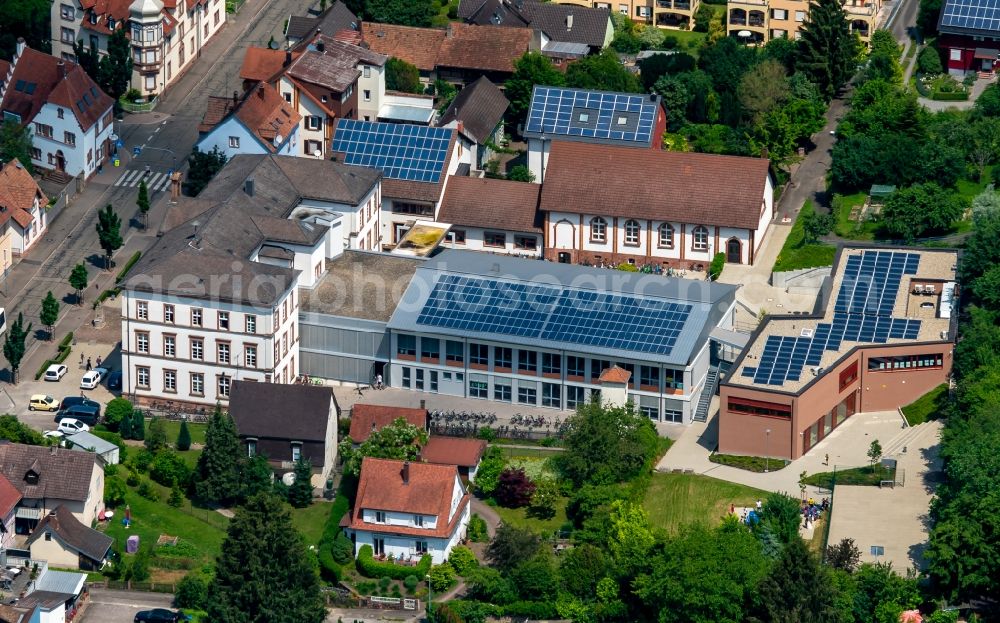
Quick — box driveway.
[80,589,175,623]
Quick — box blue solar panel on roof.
[940,0,1000,31]
[415,274,693,356]
[332,119,451,183]
[523,86,658,145]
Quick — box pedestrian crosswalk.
[112,168,172,192]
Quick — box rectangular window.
[218,375,231,397]
[397,334,416,357]
[446,340,463,363]
[163,304,175,323]
[34,124,53,139]
[640,395,660,420]
[246,315,256,333]
[449,229,466,245]
[61,4,75,19]
[542,353,561,375]
[414,514,424,527]
[218,312,229,330]
[363,65,371,78]
[949,49,962,61]
[191,308,202,326]
[163,335,176,357]
[416,541,429,553]
[567,356,585,378]
[415,368,425,391]
[514,235,537,250]
[517,384,537,405]
[771,8,786,19]
[401,367,412,388]
[494,379,512,402]
[470,380,488,398]
[64,132,76,147]
[136,332,149,354]
[374,511,386,523]
[665,368,685,392]
[191,373,204,396]
[484,232,506,248]
[229,136,240,148]
[839,361,859,390]
[307,116,321,130]
[30,147,41,160]
[291,444,302,461]
[727,397,792,417]
[137,366,150,388]
[420,338,440,361]
[137,301,148,320]
[61,27,74,43]
[640,365,660,390]
[218,342,231,364]
[542,383,561,408]
[469,343,488,366]
[566,385,586,409]
[363,89,371,101]
[868,353,944,371]
[429,370,438,392]
[247,440,256,457]
[495,347,512,369]
[163,370,177,392]
[518,350,537,373]
[191,338,204,360]
[590,358,612,382]
[795,10,806,21]
[245,345,257,368]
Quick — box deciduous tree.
[2,313,31,384]
[338,416,427,478]
[880,182,967,242]
[0,122,34,174]
[566,49,643,94]
[495,467,536,508]
[486,524,541,573]
[505,52,565,128]
[136,179,150,230]
[364,0,435,27]
[95,204,123,270]
[558,401,659,486]
[186,146,228,196]
[385,57,423,94]
[751,538,843,623]
[69,263,88,305]
[39,291,59,340]
[827,537,862,573]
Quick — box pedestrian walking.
[375,374,383,390]
[96,356,102,367]
[86,357,92,371]
[80,353,85,367]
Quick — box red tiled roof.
[349,404,427,443]
[0,474,21,518]
[599,365,631,384]
[78,0,131,35]
[48,63,114,131]
[539,141,771,230]
[439,176,541,233]
[347,457,470,539]
[234,83,302,151]
[420,437,486,468]
[240,47,300,83]
[360,22,445,71]
[198,95,237,132]
[437,22,533,73]
[0,158,46,231]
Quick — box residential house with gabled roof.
[120,154,384,407]
[419,437,487,482]
[0,474,22,551]
[342,457,471,564]
[0,159,49,267]
[229,380,339,487]
[540,141,773,268]
[437,76,509,171]
[284,0,360,46]
[937,0,1000,75]
[0,40,114,179]
[0,442,104,530]
[50,0,226,98]
[437,176,542,256]
[27,506,113,571]
[348,404,428,443]
[196,83,302,159]
[459,0,613,53]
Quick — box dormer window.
[414,515,424,527]
[108,18,116,29]
[24,471,38,485]
[89,12,98,24]
[375,510,386,523]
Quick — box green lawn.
[642,473,769,533]
[773,201,837,272]
[709,453,788,473]
[495,446,565,459]
[901,383,949,425]
[800,465,895,489]
[831,192,877,240]
[488,496,569,535]
[669,29,707,51]
[159,420,207,445]
[291,501,337,547]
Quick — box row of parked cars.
[42,364,122,390]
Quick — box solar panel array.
[939,0,1000,32]
[524,87,658,145]
[331,119,452,183]
[415,274,693,356]
[742,251,924,386]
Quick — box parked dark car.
[54,403,100,426]
[58,396,100,412]
[134,609,183,623]
[107,370,122,391]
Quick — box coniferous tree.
[98,28,133,102]
[287,456,314,508]
[131,409,145,441]
[136,180,150,230]
[195,403,242,504]
[119,409,133,439]
[206,492,326,623]
[176,420,191,451]
[751,538,842,623]
[796,0,861,98]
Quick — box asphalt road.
[889,0,920,41]
[80,589,176,623]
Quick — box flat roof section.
[300,250,425,321]
[727,247,959,393]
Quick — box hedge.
[34,332,74,380]
[317,493,350,582]
[93,288,121,309]
[356,544,431,580]
[931,91,970,101]
[116,251,142,283]
[709,252,725,281]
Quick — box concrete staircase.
[43,169,73,185]
[692,366,720,422]
[882,422,927,458]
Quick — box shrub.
[115,251,142,282]
[126,471,141,487]
[137,479,159,501]
[428,562,457,592]
[317,547,341,583]
[331,532,354,564]
[104,398,133,432]
[475,453,505,497]
[467,514,489,542]
[503,600,559,619]
[709,252,725,281]
[495,467,536,508]
[129,448,154,473]
[150,450,191,487]
[476,426,497,442]
[145,417,168,452]
[105,476,127,506]
[917,46,943,75]
[168,484,184,508]
[356,545,432,580]
[379,576,391,591]
[404,574,420,591]
[174,572,209,609]
[129,549,151,582]
[447,546,478,576]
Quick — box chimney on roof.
[244,178,255,196]
[566,13,573,29]
[15,38,25,58]
[257,83,266,98]
[57,61,67,80]
[446,23,454,38]
[233,90,239,109]
[284,47,292,67]
[402,461,410,485]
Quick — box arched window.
[590,217,607,243]
[692,225,709,251]
[624,219,640,245]
[658,223,674,248]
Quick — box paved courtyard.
[826,421,942,572]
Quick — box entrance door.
[726,238,742,263]
[55,150,66,171]
[373,538,385,556]
[984,58,994,72]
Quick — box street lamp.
[425,574,432,622]
[764,428,771,473]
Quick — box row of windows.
[246,439,302,462]
[587,218,710,251]
[135,296,295,331]
[134,333,261,367]
[397,337,685,391]
[135,367,228,397]
[868,353,943,372]
[727,397,792,418]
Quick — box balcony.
[843,0,876,15]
